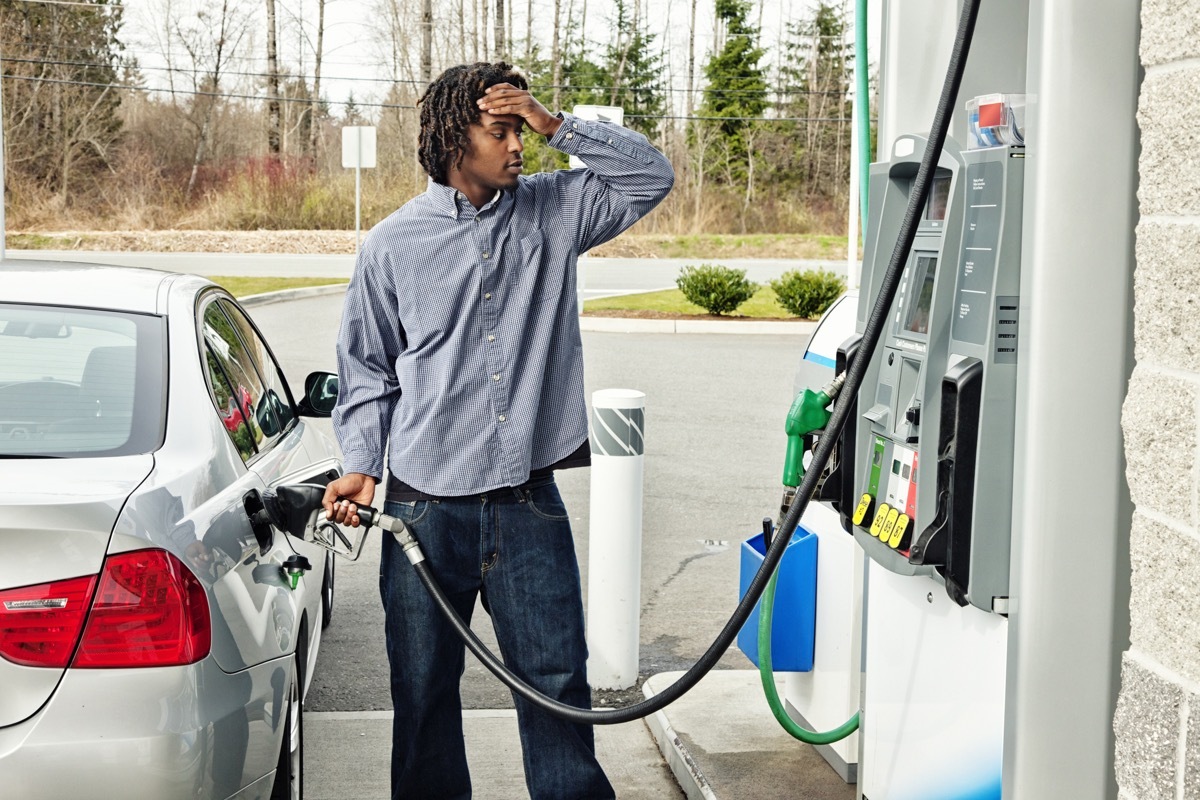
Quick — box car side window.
[203,344,257,461]
[216,300,296,437]
[201,302,280,460]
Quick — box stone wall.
[1115,2,1200,797]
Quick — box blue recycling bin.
[736,524,818,672]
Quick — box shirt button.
[493,374,500,381]
[485,292,492,300]
[474,217,480,223]
[565,132,574,140]
[487,334,495,342]
[483,252,489,259]
[608,138,613,144]
[498,414,506,422]
[572,122,578,129]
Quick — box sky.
[120,0,881,119]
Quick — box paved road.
[246,293,809,712]
[13,249,851,302]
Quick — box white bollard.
[586,388,646,690]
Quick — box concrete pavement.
[303,671,856,800]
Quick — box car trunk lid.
[0,455,153,727]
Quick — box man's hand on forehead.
[477,83,563,138]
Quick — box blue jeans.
[380,478,615,800]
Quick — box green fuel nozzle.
[778,373,845,526]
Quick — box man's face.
[456,111,525,192]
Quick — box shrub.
[676,264,758,316]
[770,269,846,319]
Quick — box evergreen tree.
[696,0,766,182]
[776,2,853,196]
[342,93,365,126]
[601,0,665,138]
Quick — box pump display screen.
[904,255,938,335]
[926,174,951,221]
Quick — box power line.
[0,73,416,110]
[9,0,124,8]
[0,72,861,124]
[2,52,855,99]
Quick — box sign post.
[341,126,377,254]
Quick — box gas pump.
[845,124,1025,800]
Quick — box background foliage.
[0,0,868,235]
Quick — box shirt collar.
[425,179,504,219]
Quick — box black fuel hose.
[371,0,983,725]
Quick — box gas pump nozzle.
[778,373,846,528]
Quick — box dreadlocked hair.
[418,62,530,184]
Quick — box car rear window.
[0,304,166,458]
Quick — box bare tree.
[169,0,251,198]
[0,1,127,206]
[524,0,532,67]
[495,0,506,59]
[481,0,490,60]
[686,0,698,115]
[551,0,562,110]
[310,0,326,161]
[265,0,281,155]
[422,0,432,82]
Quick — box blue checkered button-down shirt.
[332,112,674,496]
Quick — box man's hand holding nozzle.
[322,472,377,528]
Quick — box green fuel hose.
[856,0,871,235]
[757,568,860,744]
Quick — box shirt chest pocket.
[508,230,565,307]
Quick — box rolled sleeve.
[547,112,674,253]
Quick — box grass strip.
[208,275,349,298]
[584,286,811,320]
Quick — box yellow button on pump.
[870,504,891,538]
[888,514,911,549]
[880,507,900,542]
[853,493,874,527]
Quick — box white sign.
[341,126,377,169]
[569,105,624,169]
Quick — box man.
[322,61,673,800]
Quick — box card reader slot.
[909,357,983,607]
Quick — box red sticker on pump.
[979,102,1004,127]
[906,455,919,518]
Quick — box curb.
[642,677,719,800]
[237,283,349,307]
[579,317,817,335]
[236,285,817,337]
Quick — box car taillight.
[73,549,211,668]
[0,575,98,667]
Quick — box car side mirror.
[298,371,338,417]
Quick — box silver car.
[0,261,342,799]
